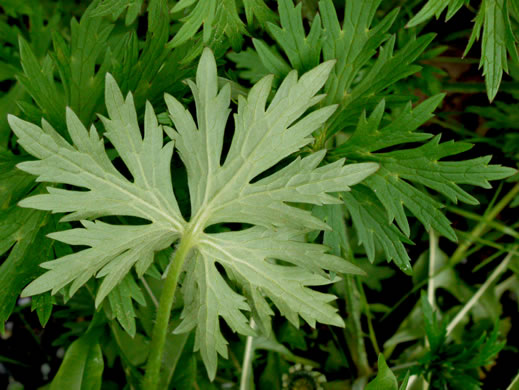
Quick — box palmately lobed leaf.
[333,95,516,270]
[9,47,378,379]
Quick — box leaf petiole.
[143,233,194,390]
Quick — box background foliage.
[1,0,519,389]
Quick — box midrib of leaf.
[201,258,215,355]
[107,100,171,221]
[181,70,339,247]
[200,236,335,320]
[197,75,218,209]
[482,0,506,102]
[190,79,315,227]
[281,2,307,67]
[367,169,450,238]
[207,167,348,215]
[339,2,374,87]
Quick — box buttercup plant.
[1,1,518,389]
[8,48,378,387]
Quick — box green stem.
[446,249,514,335]
[343,276,371,377]
[448,206,519,239]
[142,276,159,309]
[357,279,380,357]
[506,371,519,390]
[143,234,194,390]
[427,230,438,311]
[239,319,256,390]
[421,230,438,390]
[449,183,519,266]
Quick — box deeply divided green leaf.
[9,48,377,378]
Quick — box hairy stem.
[449,183,519,266]
[143,235,193,390]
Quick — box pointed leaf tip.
[199,47,217,70]
[105,72,116,85]
[7,114,25,132]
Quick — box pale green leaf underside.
[9,48,377,378]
